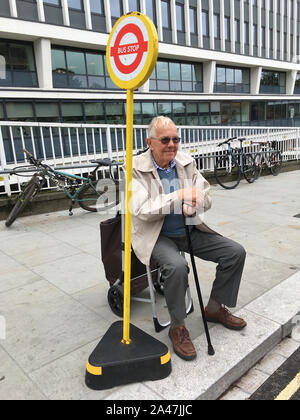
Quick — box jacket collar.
[134,148,192,173]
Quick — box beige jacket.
[131,149,215,266]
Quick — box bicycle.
[5,149,122,227]
[252,141,283,178]
[214,137,257,190]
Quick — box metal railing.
[0,122,299,196]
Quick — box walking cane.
[183,209,215,356]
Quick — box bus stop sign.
[106,12,158,90]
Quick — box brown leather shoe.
[168,325,197,361]
[205,306,247,331]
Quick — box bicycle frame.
[51,168,93,202]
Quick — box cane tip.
[208,346,215,356]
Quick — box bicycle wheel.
[5,177,40,227]
[78,179,120,212]
[253,153,263,179]
[214,155,241,189]
[270,151,282,176]
[243,154,257,184]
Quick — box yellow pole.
[122,88,134,344]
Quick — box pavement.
[0,170,299,400]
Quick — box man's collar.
[151,152,176,174]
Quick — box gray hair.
[147,116,176,138]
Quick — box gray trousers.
[151,229,246,322]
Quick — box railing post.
[0,127,11,197]
[106,126,113,160]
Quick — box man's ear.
[146,138,152,149]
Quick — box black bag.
[100,213,157,296]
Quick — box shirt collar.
[151,152,176,174]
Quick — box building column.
[257,0,262,57]
[61,0,70,26]
[103,0,112,33]
[208,0,214,50]
[34,38,53,90]
[156,0,163,42]
[170,0,177,44]
[197,0,203,48]
[240,0,244,55]
[287,70,297,95]
[83,0,92,30]
[220,0,225,51]
[9,0,17,17]
[230,0,235,53]
[36,0,45,22]
[184,0,190,47]
[202,61,216,94]
[265,0,270,59]
[250,66,262,95]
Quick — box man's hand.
[177,187,205,209]
[182,203,197,217]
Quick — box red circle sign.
[110,24,148,75]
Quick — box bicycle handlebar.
[217,137,238,147]
[91,158,123,167]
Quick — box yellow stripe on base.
[86,362,102,376]
[160,350,171,365]
[275,372,300,400]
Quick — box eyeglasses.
[152,136,181,145]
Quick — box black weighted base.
[85,321,172,390]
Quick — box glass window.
[214,14,220,39]
[68,0,82,10]
[156,61,169,80]
[6,102,35,121]
[176,3,184,32]
[86,53,104,75]
[90,0,103,14]
[224,16,230,41]
[52,49,66,71]
[110,0,122,17]
[106,102,124,123]
[186,103,198,125]
[141,102,157,124]
[66,51,86,74]
[146,0,156,23]
[10,43,35,72]
[61,103,83,122]
[36,103,60,122]
[85,102,105,123]
[128,0,139,12]
[0,41,37,88]
[162,1,171,29]
[215,65,250,93]
[157,102,171,118]
[202,11,209,37]
[44,0,60,5]
[235,19,240,42]
[189,7,197,34]
[181,64,192,81]
[169,62,180,80]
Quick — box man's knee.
[161,258,189,281]
[231,241,246,263]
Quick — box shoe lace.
[221,305,232,319]
[179,327,190,344]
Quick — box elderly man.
[131,116,246,361]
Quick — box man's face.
[146,122,179,169]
